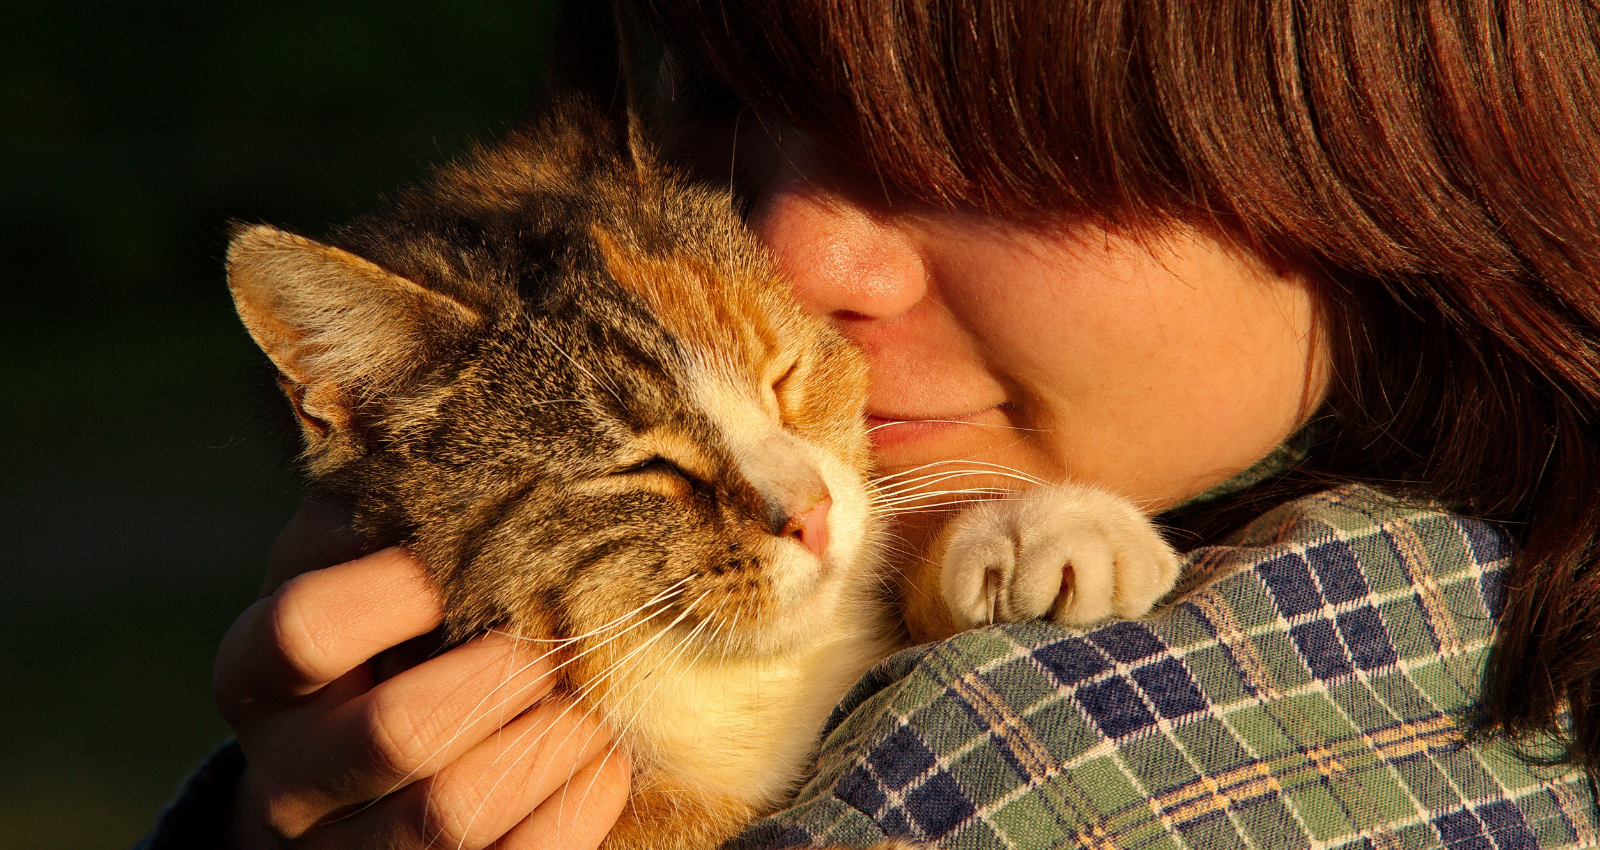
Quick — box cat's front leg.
[929,484,1181,638]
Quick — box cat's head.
[226,101,878,662]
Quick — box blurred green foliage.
[0,2,561,847]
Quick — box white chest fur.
[603,602,893,807]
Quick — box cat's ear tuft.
[226,224,482,435]
[544,0,657,172]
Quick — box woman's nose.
[748,142,927,322]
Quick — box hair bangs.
[647,1,1600,279]
[642,1,1196,223]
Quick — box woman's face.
[743,132,1330,519]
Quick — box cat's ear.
[544,0,656,170]
[226,223,481,436]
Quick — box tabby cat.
[226,90,1179,850]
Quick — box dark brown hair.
[635,0,1600,771]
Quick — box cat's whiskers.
[872,474,1008,500]
[619,593,741,811]
[867,461,1056,520]
[586,589,733,813]
[871,459,1051,488]
[877,498,1026,517]
[863,418,1058,434]
[874,488,1017,509]
[558,589,713,713]
[498,589,712,766]
[352,584,696,827]
[599,587,733,737]
[453,588,687,722]
[527,321,629,411]
[874,484,1016,506]
[548,615,720,836]
[534,588,734,831]
[455,590,714,848]
[872,473,1041,502]
[487,577,693,644]
[870,457,1048,478]
[469,581,692,751]
[868,459,975,485]
[872,472,1030,498]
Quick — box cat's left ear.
[226,224,481,437]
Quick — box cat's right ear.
[544,0,655,170]
[226,224,481,438]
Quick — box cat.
[225,90,1180,850]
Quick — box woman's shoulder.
[1169,482,1513,674]
[731,486,1596,850]
[1205,481,1513,591]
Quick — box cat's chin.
[752,563,883,659]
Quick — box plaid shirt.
[729,485,1600,850]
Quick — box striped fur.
[228,95,897,850]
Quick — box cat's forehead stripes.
[589,226,798,384]
[589,222,872,473]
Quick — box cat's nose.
[777,495,831,558]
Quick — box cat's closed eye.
[614,455,711,498]
[769,360,801,424]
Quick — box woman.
[144,0,1600,847]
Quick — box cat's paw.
[938,484,1181,630]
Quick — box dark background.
[1,3,561,846]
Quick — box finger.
[229,662,381,842]
[244,633,560,837]
[310,660,378,712]
[493,746,631,850]
[285,632,561,810]
[306,697,616,850]
[215,547,443,722]
[265,496,366,596]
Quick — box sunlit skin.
[744,130,1331,556]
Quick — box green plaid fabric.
[730,485,1600,849]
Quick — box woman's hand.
[213,498,631,849]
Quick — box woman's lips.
[865,406,1004,451]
